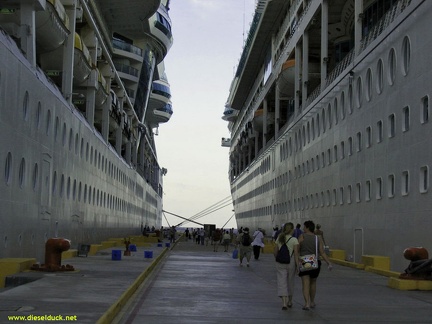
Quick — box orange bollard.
[403,247,429,261]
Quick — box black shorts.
[298,260,322,279]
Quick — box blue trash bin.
[165,242,170,248]
[129,244,137,252]
[112,250,122,261]
[144,251,153,258]
[157,243,163,247]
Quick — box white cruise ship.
[0,0,173,262]
[223,0,432,271]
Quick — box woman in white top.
[274,222,299,309]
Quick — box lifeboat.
[278,59,320,97]
[40,32,92,84]
[35,0,70,53]
[252,108,275,132]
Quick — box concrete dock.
[1,238,431,323]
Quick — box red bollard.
[31,238,74,271]
[403,247,429,261]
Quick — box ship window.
[52,171,57,195]
[316,155,320,170]
[388,48,396,86]
[366,127,372,148]
[36,102,41,129]
[78,182,82,202]
[356,183,361,202]
[421,96,429,124]
[357,132,362,152]
[340,141,345,159]
[333,145,338,162]
[321,152,325,168]
[327,104,332,129]
[348,137,353,156]
[311,158,314,172]
[32,163,38,191]
[320,192,324,207]
[340,92,346,120]
[326,190,330,206]
[401,36,410,76]
[86,142,89,161]
[62,123,67,147]
[54,117,59,142]
[356,77,363,108]
[316,115,320,136]
[23,92,29,121]
[73,179,77,200]
[339,187,344,205]
[388,114,396,138]
[311,119,315,140]
[401,171,409,196]
[327,149,331,165]
[66,177,71,199]
[19,158,25,188]
[376,59,384,94]
[420,166,429,193]
[347,185,352,204]
[75,134,79,154]
[68,128,73,151]
[388,174,395,198]
[88,186,92,204]
[348,85,353,114]
[332,189,337,206]
[90,146,94,165]
[60,174,64,197]
[402,107,410,132]
[322,109,326,133]
[93,187,96,205]
[366,69,372,102]
[334,98,339,125]
[377,120,383,143]
[307,123,311,143]
[365,180,371,201]
[376,177,383,200]
[46,110,51,135]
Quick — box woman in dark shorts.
[298,220,333,310]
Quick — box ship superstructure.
[223,0,432,270]
[0,0,173,261]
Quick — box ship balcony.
[114,62,139,83]
[222,106,239,122]
[112,38,144,63]
[150,80,171,104]
[148,6,173,59]
[150,103,173,125]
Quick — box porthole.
[54,117,60,142]
[67,177,71,199]
[36,102,41,129]
[19,158,25,188]
[388,48,396,86]
[75,133,79,154]
[365,68,372,102]
[376,59,384,94]
[32,163,38,191]
[46,109,51,135]
[23,92,29,120]
[68,128,73,151]
[340,91,345,119]
[348,85,353,114]
[401,36,410,76]
[52,171,57,194]
[60,174,65,197]
[356,77,363,108]
[62,123,67,146]
[5,152,12,184]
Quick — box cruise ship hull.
[225,0,432,271]
[0,0,173,262]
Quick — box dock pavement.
[0,237,431,323]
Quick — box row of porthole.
[3,152,147,215]
[278,35,411,160]
[237,96,428,204]
[274,166,429,214]
[16,90,137,190]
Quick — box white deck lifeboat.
[252,108,275,132]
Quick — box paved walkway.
[0,238,431,323]
[115,239,432,323]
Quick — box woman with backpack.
[274,222,299,310]
[236,227,252,267]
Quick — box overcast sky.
[155,0,256,229]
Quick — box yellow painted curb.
[96,247,168,324]
[330,258,365,269]
[365,266,400,278]
[388,277,432,290]
[0,258,36,288]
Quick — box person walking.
[274,222,299,310]
[236,227,252,267]
[298,220,332,310]
[222,230,231,252]
[252,228,265,260]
